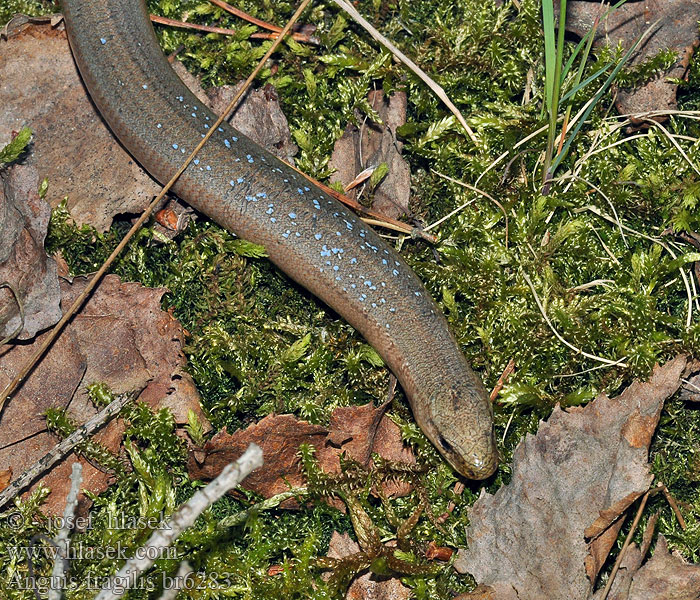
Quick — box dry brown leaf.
[680,358,700,402]
[326,531,412,600]
[0,164,61,340]
[0,274,207,513]
[564,0,700,121]
[0,20,297,233]
[0,21,161,231]
[330,90,411,219]
[453,356,688,600]
[170,59,296,163]
[187,403,415,502]
[625,535,700,599]
[0,468,11,491]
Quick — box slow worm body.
[60,0,498,478]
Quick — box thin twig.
[48,462,82,600]
[0,0,313,412]
[150,14,315,43]
[330,0,478,144]
[660,483,687,531]
[158,561,193,600]
[94,445,263,600]
[601,486,657,600]
[0,391,136,509]
[429,170,509,247]
[523,272,627,367]
[490,358,515,402]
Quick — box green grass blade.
[542,0,557,113]
[551,20,661,173]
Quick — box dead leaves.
[329,90,411,220]
[0,20,298,233]
[454,356,699,600]
[187,402,415,502]
[0,164,61,341]
[0,274,206,513]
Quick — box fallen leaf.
[0,21,160,231]
[187,403,415,503]
[171,61,298,164]
[0,274,208,513]
[0,468,11,491]
[453,356,688,600]
[0,164,61,340]
[564,0,700,121]
[326,531,412,600]
[680,359,700,402]
[0,20,297,233]
[622,535,700,600]
[330,90,411,219]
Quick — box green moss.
[2,0,700,597]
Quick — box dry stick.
[94,444,263,600]
[0,0,313,413]
[158,561,193,600]
[661,483,687,531]
[330,0,478,145]
[0,391,136,509]
[489,358,515,402]
[48,462,82,600]
[149,14,314,43]
[601,486,659,600]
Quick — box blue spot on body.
[194,159,199,165]
[206,165,211,171]
[297,188,304,195]
[289,212,297,219]
[390,308,396,312]
[218,127,224,132]
[333,266,339,271]
[191,113,197,118]
[393,270,399,276]
[100,38,107,45]
[314,233,322,240]
[142,84,148,90]
[350,258,357,264]
[237,177,244,184]
[156,123,162,128]
[270,217,277,223]
[204,124,209,129]
[232,136,238,142]
[230,180,235,186]
[247,155,254,163]
[364,280,372,287]
[224,139,231,148]
[172,143,178,150]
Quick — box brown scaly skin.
[60,0,498,478]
